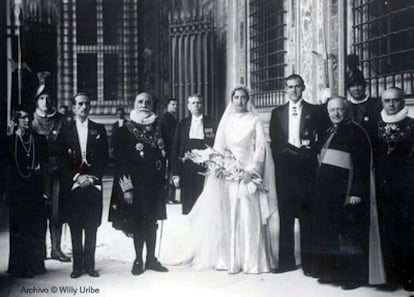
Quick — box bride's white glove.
[243,170,253,184]
[245,182,257,195]
[239,180,258,197]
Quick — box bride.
[186,86,279,274]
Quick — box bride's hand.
[243,171,253,184]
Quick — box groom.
[269,74,328,275]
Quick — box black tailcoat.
[269,100,328,273]
[160,111,178,161]
[57,120,109,227]
[170,116,216,214]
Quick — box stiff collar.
[349,94,369,105]
[381,106,409,123]
[76,118,88,128]
[191,114,203,122]
[289,98,303,108]
[130,109,157,125]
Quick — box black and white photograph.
[0,0,413,296]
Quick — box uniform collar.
[349,94,369,105]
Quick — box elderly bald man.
[311,96,384,289]
[374,87,414,290]
[108,92,168,276]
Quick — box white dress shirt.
[189,115,205,140]
[76,119,89,166]
[73,119,101,191]
[118,119,124,127]
[288,99,303,147]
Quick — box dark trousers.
[133,219,157,263]
[46,174,64,253]
[277,156,315,273]
[69,224,98,271]
[278,200,313,273]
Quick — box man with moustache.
[269,74,327,275]
[171,94,216,214]
[108,92,168,275]
[57,92,108,278]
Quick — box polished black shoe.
[51,250,71,262]
[341,282,362,290]
[318,278,333,284]
[132,260,144,276]
[87,269,100,278]
[145,259,168,272]
[70,270,83,278]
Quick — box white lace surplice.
[189,112,277,273]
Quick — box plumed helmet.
[34,71,53,100]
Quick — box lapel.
[70,121,82,160]
[300,101,309,134]
[279,103,289,140]
[184,117,191,141]
[86,119,94,155]
[203,116,210,129]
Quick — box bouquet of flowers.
[182,146,268,193]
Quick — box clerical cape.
[312,119,385,284]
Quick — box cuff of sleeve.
[119,175,134,193]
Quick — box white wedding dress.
[188,111,278,273]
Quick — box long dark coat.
[373,116,414,283]
[108,119,167,234]
[312,119,371,282]
[5,132,48,276]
